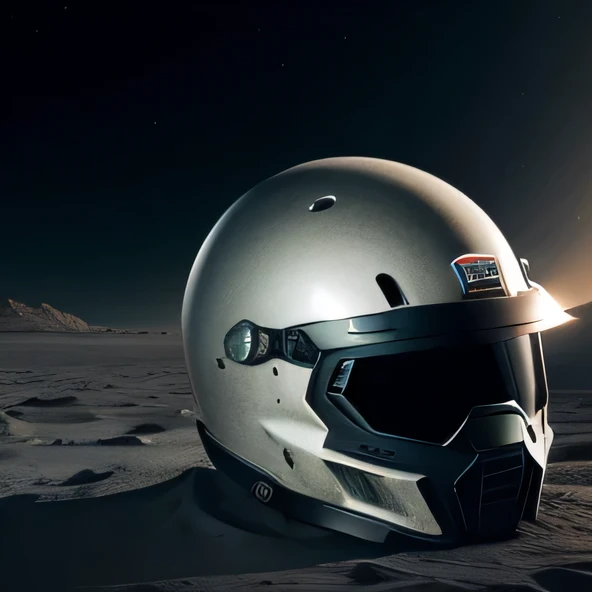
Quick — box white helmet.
[182,157,571,543]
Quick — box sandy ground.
[1,332,592,592]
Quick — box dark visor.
[326,333,547,445]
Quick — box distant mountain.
[0,299,91,332]
[0,299,128,333]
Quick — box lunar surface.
[1,323,592,592]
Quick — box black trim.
[196,419,545,545]
[196,420,458,544]
[454,445,536,539]
[296,288,567,353]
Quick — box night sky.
[3,1,592,331]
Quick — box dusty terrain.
[1,331,592,592]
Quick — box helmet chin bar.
[198,419,411,544]
[197,398,547,544]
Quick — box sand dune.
[1,332,592,591]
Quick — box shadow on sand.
[0,467,425,590]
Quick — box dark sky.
[3,1,592,331]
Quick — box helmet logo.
[451,254,507,298]
[360,444,395,458]
[252,481,273,503]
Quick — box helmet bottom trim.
[196,420,543,545]
[198,420,401,543]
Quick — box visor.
[294,288,563,447]
[324,332,548,445]
[222,287,566,445]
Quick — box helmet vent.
[283,448,295,469]
[309,195,336,212]
[376,274,408,308]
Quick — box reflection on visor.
[327,334,546,444]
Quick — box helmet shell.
[182,157,533,537]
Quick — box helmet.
[182,157,572,544]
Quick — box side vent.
[376,274,408,308]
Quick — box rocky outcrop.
[89,325,128,333]
[0,299,92,332]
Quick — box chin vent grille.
[325,461,410,516]
[454,446,535,537]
